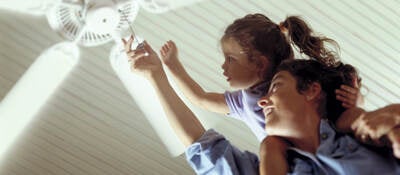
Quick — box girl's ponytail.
[281,16,339,66]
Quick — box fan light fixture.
[0,42,80,164]
[0,0,56,15]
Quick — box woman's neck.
[288,116,321,154]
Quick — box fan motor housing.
[47,0,139,47]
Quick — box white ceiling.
[0,0,399,174]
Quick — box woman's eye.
[267,84,275,94]
[271,85,277,92]
[270,83,280,93]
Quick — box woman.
[257,59,399,174]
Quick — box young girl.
[159,14,362,142]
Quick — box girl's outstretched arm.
[160,40,229,114]
[123,37,205,147]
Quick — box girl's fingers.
[342,103,353,109]
[142,40,154,54]
[336,87,359,109]
[123,35,134,53]
[335,89,357,100]
[126,50,136,58]
[127,49,144,57]
[128,53,149,71]
[340,85,358,94]
[126,50,148,63]
[163,45,168,52]
[352,78,360,88]
[336,95,355,105]
[169,40,176,48]
[160,49,165,57]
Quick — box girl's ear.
[258,56,272,79]
[305,82,322,102]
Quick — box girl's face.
[221,37,265,89]
[257,71,309,137]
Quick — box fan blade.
[138,0,205,13]
[0,42,79,163]
[0,0,57,15]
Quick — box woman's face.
[220,37,265,89]
[257,71,309,137]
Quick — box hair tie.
[279,22,287,33]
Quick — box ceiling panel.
[0,0,399,174]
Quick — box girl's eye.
[227,56,234,63]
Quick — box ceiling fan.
[0,0,209,162]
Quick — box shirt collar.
[288,119,337,155]
[246,81,269,95]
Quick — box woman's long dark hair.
[277,59,359,123]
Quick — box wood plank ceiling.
[0,0,399,174]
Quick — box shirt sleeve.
[224,90,244,120]
[185,129,259,175]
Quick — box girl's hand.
[122,36,162,77]
[335,83,364,108]
[160,40,179,67]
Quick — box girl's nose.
[221,62,226,69]
[221,59,229,70]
